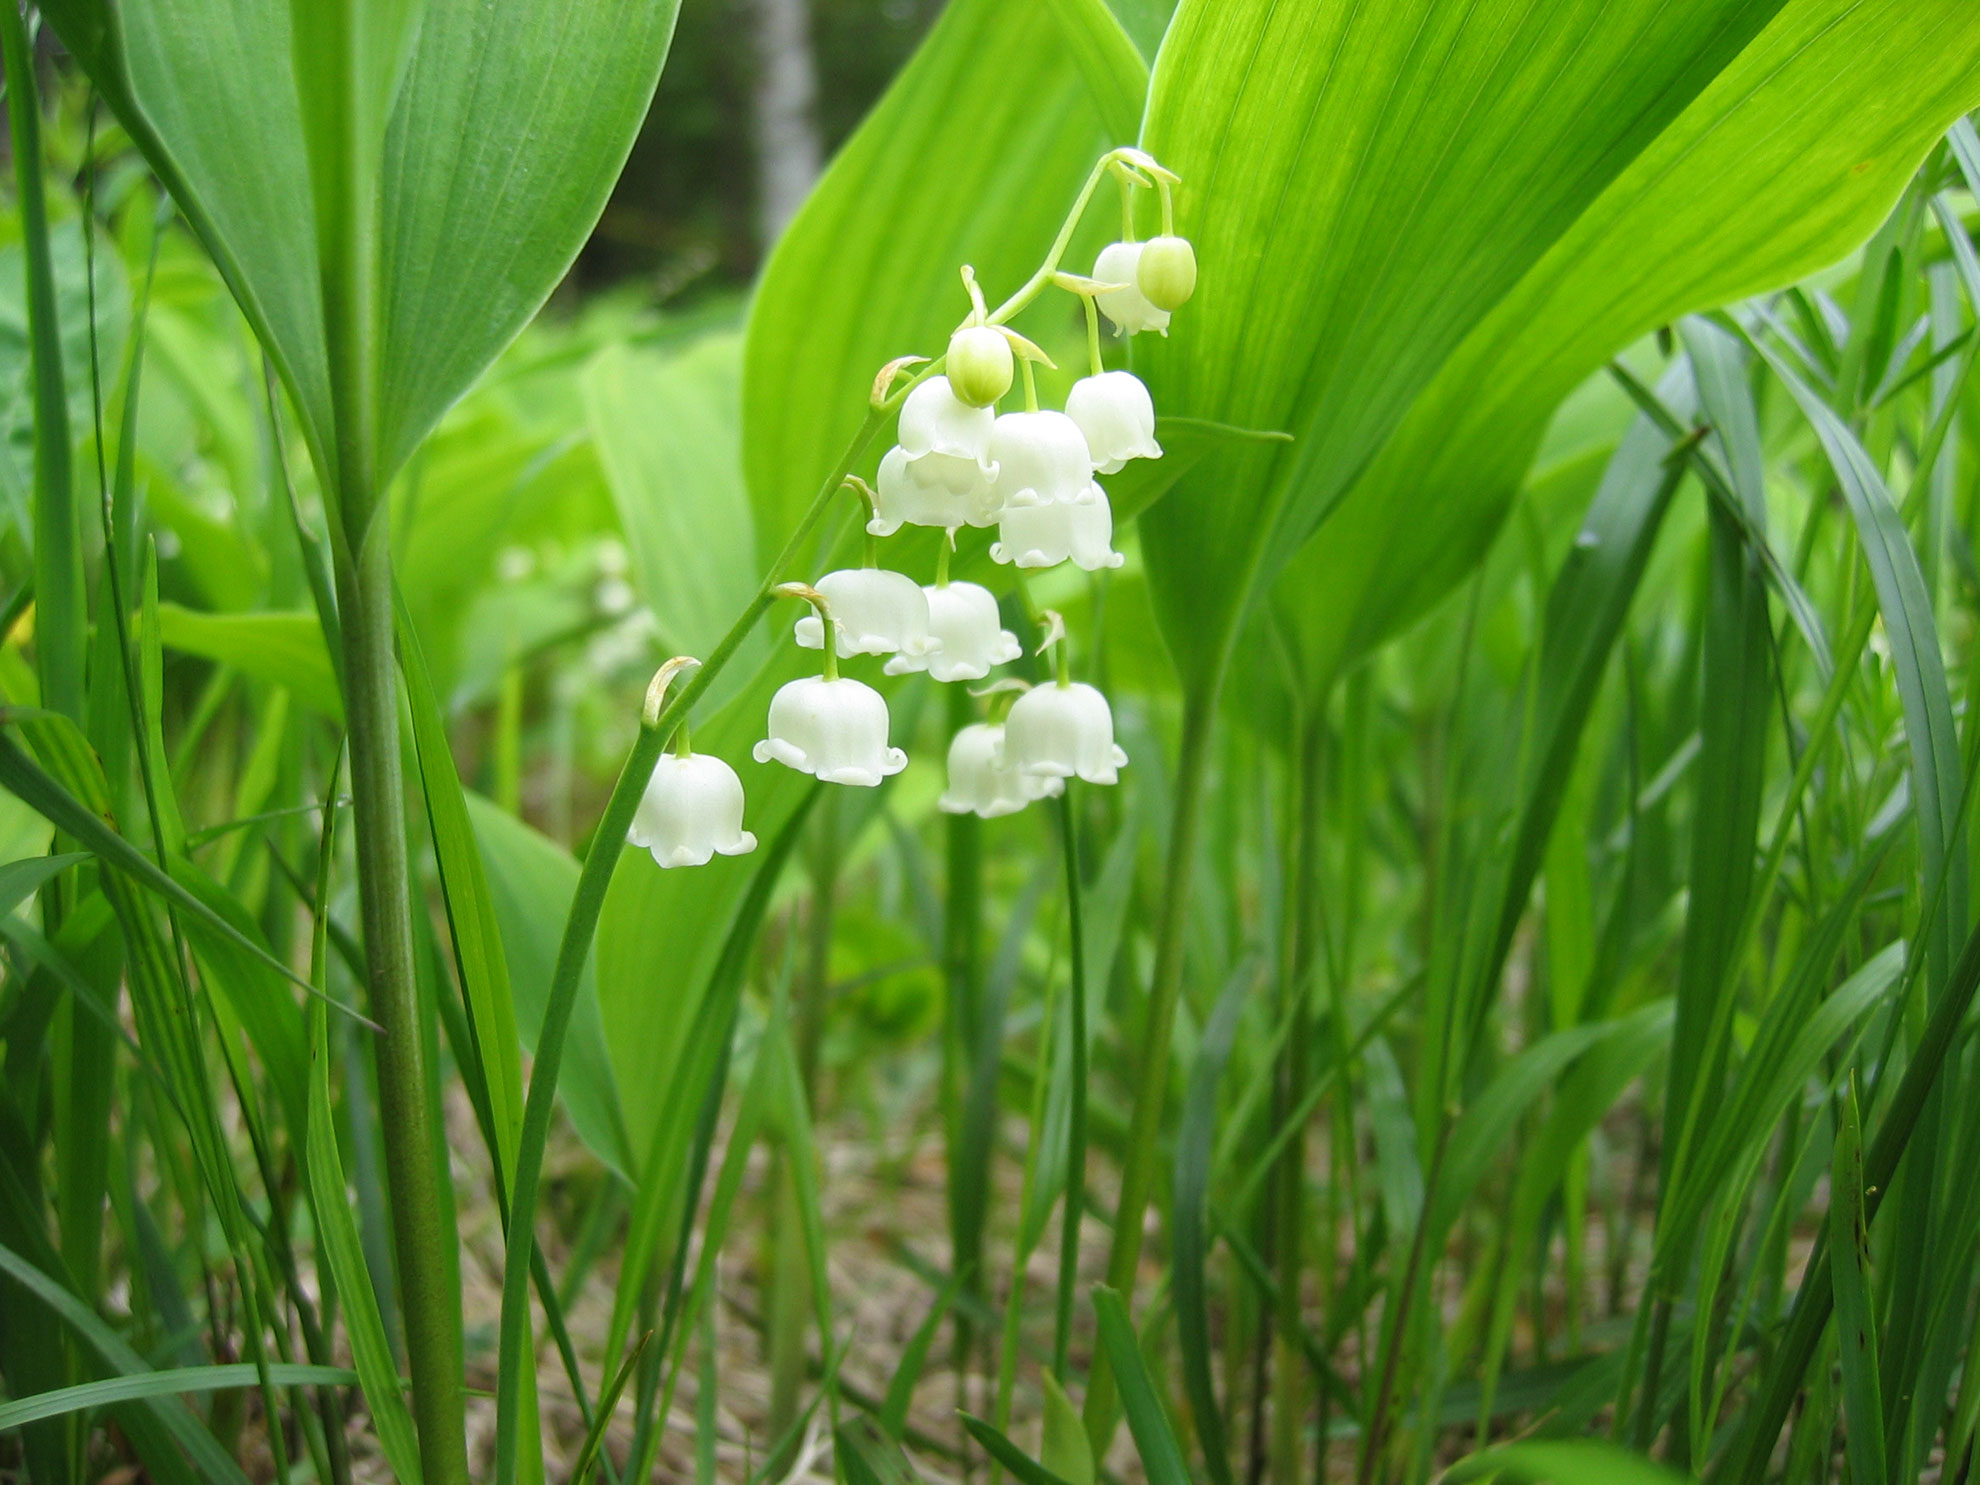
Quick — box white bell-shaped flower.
[1067,372,1162,474]
[628,752,758,869]
[753,675,908,787]
[899,375,996,466]
[886,581,1021,682]
[1093,241,1171,337]
[1004,681,1128,785]
[991,484,1124,571]
[793,567,939,660]
[988,411,1094,510]
[871,444,1000,535]
[939,723,1064,818]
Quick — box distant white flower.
[793,568,939,660]
[629,753,757,868]
[991,484,1124,571]
[1093,241,1170,336]
[1066,372,1161,474]
[886,581,1021,682]
[939,722,1063,818]
[753,675,907,787]
[1004,681,1128,785]
[871,444,1000,534]
[988,411,1094,509]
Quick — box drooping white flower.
[899,375,996,466]
[991,484,1124,571]
[939,722,1064,818]
[1004,681,1128,785]
[628,752,758,869]
[753,675,907,787]
[988,410,1093,509]
[1093,241,1171,336]
[871,444,1000,535]
[886,581,1021,682]
[793,568,939,660]
[1066,372,1162,474]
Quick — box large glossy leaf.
[46,0,680,486]
[1134,0,1980,694]
[585,333,766,709]
[465,794,633,1176]
[1282,2,1980,685]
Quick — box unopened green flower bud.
[1136,236,1197,312]
[946,325,1014,408]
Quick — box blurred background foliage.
[4,2,1980,1482]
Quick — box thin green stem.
[936,532,953,589]
[988,148,1151,327]
[1085,295,1105,379]
[672,718,692,760]
[1084,684,1219,1452]
[1021,357,1040,413]
[492,405,887,1484]
[1052,785,1088,1381]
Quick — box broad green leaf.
[464,793,632,1177]
[47,0,681,489]
[585,333,766,707]
[1269,0,1980,689]
[1136,0,1795,689]
[742,0,1133,557]
[1142,0,1980,695]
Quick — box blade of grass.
[1173,958,1259,1485]
[1092,1285,1192,1485]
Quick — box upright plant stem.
[1053,784,1089,1380]
[337,523,471,1485]
[1269,717,1323,1485]
[943,682,984,1424]
[1085,684,1219,1450]
[0,3,80,727]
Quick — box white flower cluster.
[628,149,1194,861]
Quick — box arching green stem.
[491,404,887,1485]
